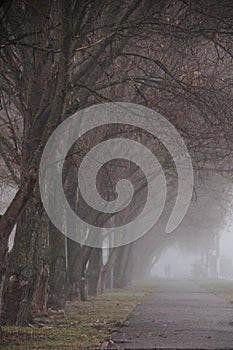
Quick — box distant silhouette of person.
[167,264,171,278]
[165,264,171,279]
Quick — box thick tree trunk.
[32,263,50,316]
[87,248,103,296]
[1,274,28,325]
[114,245,132,289]
[0,174,37,326]
[1,0,74,324]
[67,243,91,301]
[67,239,82,301]
[2,189,48,326]
[99,247,121,293]
[48,224,67,309]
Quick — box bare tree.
[0,0,233,327]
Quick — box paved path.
[109,280,233,349]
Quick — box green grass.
[1,326,104,349]
[1,279,154,349]
[97,291,144,301]
[198,279,233,302]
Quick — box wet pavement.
[109,279,233,349]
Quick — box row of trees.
[0,0,232,328]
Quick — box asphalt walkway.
[109,279,233,349]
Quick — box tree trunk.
[0,174,37,322]
[48,224,67,309]
[87,248,102,296]
[2,189,48,325]
[32,263,50,316]
[67,243,92,301]
[100,247,121,293]
[66,239,82,301]
[114,245,132,289]
[0,0,73,325]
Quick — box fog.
[220,225,233,260]
[2,182,233,279]
[151,246,196,279]
[151,220,233,280]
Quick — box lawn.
[198,279,233,302]
[1,279,154,349]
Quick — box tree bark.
[114,245,132,289]
[2,188,48,325]
[0,173,37,325]
[87,248,103,296]
[48,224,67,309]
[32,263,50,316]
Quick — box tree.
[0,0,233,327]
[0,0,172,325]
